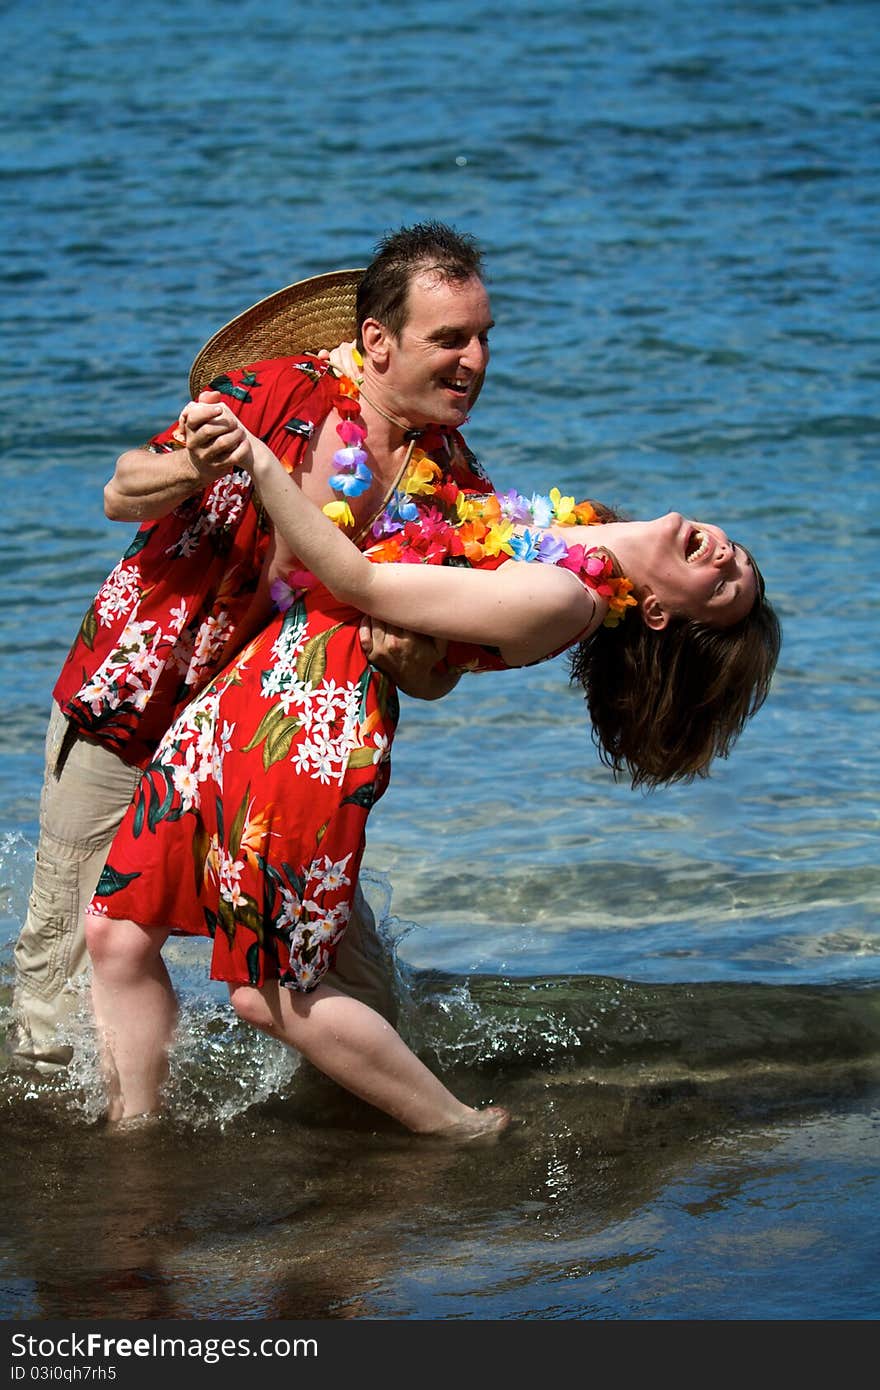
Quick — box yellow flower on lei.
[483,520,516,557]
[456,491,500,525]
[322,499,355,528]
[549,487,578,525]
[402,449,442,496]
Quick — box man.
[12,221,495,1074]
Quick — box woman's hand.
[317,340,363,383]
[179,391,252,479]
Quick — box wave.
[3,954,878,1136]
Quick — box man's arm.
[104,447,215,522]
[105,403,255,525]
[105,348,354,524]
[266,522,461,701]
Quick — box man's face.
[382,270,493,429]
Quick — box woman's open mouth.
[686,527,711,563]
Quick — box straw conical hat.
[189,268,364,396]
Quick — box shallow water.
[3,959,878,1320]
[1,0,878,1321]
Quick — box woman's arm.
[183,402,602,665]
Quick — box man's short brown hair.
[356,221,485,346]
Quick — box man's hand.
[359,617,459,701]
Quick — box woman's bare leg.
[230,979,508,1137]
[85,914,177,1122]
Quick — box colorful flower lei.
[369,476,636,628]
[321,370,372,530]
[282,372,636,628]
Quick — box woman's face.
[632,512,759,628]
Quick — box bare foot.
[431,1105,511,1143]
[104,1111,162,1135]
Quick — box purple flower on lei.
[496,488,532,524]
[537,533,569,564]
[270,569,314,613]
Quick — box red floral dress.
[87,478,631,994]
[89,580,400,991]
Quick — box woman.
[85,387,781,1139]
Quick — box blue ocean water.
[0,0,877,1323]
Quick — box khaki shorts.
[12,705,397,1071]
